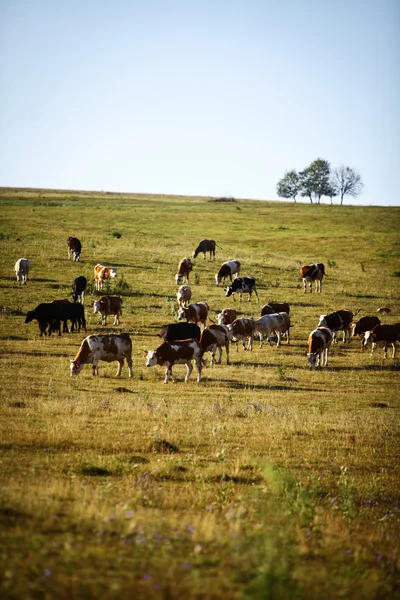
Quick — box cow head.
[70,360,82,376]
[110,268,117,278]
[93,300,101,314]
[25,311,35,323]
[177,307,187,321]
[318,315,327,327]
[363,331,374,347]
[145,351,157,367]
[225,286,233,297]
[306,352,318,370]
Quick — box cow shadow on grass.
[203,378,325,392]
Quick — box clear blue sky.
[1,0,399,205]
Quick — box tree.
[299,158,331,204]
[332,166,364,205]
[276,170,300,202]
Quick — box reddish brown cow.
[178,302,209,328]
[306,327,332,369]
[300,263,325,293]
[175,258,193,285]
[216,308,238,326]
[261,302,290,316]
[363,323,400,358]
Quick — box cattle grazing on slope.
[178,302,209,328]
[94,264,117,291]
[145,339,202,383]
[227,318,256,351]
[67,237,82,261]
[175,258,193,285]
[261,302,290,316]
[318,310,353,343]
[254,312,291,348]
[71,276,87,304]
[15,258,29,284]
[70,333,133,377]
[215,260,241,285]
[192,239,216,260]
[306,327,333,370]
[176,285,192,307]
[200,324,231,365]
[225,277,259,302]
[159,322,201,342]
[216,308,238,326]
[94,295,123,326]
[363,324,400,359]
[300,263,325,293]
[351,315,381,338]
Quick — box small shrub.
[327,260,337,268]
[114,274,131,293]
[392,270,400,277]
[112,231,122,239]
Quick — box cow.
[71,276,87,304]
[200,324,231,365]
[159,322,201,342]
[227,318,256,351]
[49,300,86,335]
[94,295,123,326]
[175,258,193,285]
[351,315,381,338]
[176,285,192,307]
[25,302,86,337]
[225,277,259,302]
[145,339,202,383]
[300,263,325,293]
[192,239,216,260]
[15,258,29,284]
[306,327,333,370]
[261,302,290,316]
[67,237,82,261]
[377,307,391,315]
[363,324,400,359]
[318,309,353,343]
[70,333,133,377]
[94,264,117,291]
[254,312,291,348]
[178,302,209,328]
[216,308,238,326]
[215,260,241,285]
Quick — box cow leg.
[185,361,193,382]
[276,331,281,348]
[259,331,263,348]
[225,341,230,365]
[113,314,119,326]
[126,356,133,377]
[392,343,396,359]
[371,343,376,357]
[92,362,99,376]
[164,365,174,384]
[194,357,202,382]
[116,359,124,376]
[102,315,107,326]
[247,335,253,351]
[216,346,222,364]
[253,288,259,301]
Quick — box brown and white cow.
[70,333,133,377]
[351,315,381,338]
[67,237,82,261]
[215,260,241,285]
[377,307,391,315]
[306,327,333,369]
[145,339,202,383]
[94,264,117,291]
[175,258,193,285]
[216,308,238,326]
[254,312,291,348]
[176,285,192,307]
[300,263,325,293]
[200,324,231,365]
[261,302,290,316]
[363,324,400,359]
[93,295,123,325]
[178,302,209,328]
[192,239,216,260]
[15,258,29,284]
[227,317,256,351]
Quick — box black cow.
[318,309,353,343]
[225,277,259,302]
[192,239,216,260]
[159,322,201,342]
[71,276,87,304]
[67,237,82,261]
[25,302,86,336]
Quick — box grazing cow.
[216,308,238,326]
[215,260,241,285]
[254,312,291,348]
[377,307,391,315]
[159,322,201,342]
[318,309,353,343]
[25,302,86,336]
[192,239,216,260]
[145,339,202,383]
[94,295,123,326]
[300,263,325,293]
[306,327,333,370]
[178,302,209,328]
[176,285,192,307]
[175,257,193,285]
[351,315,381,338]
[200,324,231,365]
[67,237,82,261]
[94,264,117,291]
[363,324,400,359]
[261,302,290,316]
[227,318,256,351]
[14,258,29,284]
[225,277,259,302]
[70,333,133,377]
[71,276,87,304]
[50,300,86,335]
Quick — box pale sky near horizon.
[1,0,399,206]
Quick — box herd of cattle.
[14,237,399,382]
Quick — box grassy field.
[0,187,399,599]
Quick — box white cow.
[15,258,30,284]
[254,312,291,347]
